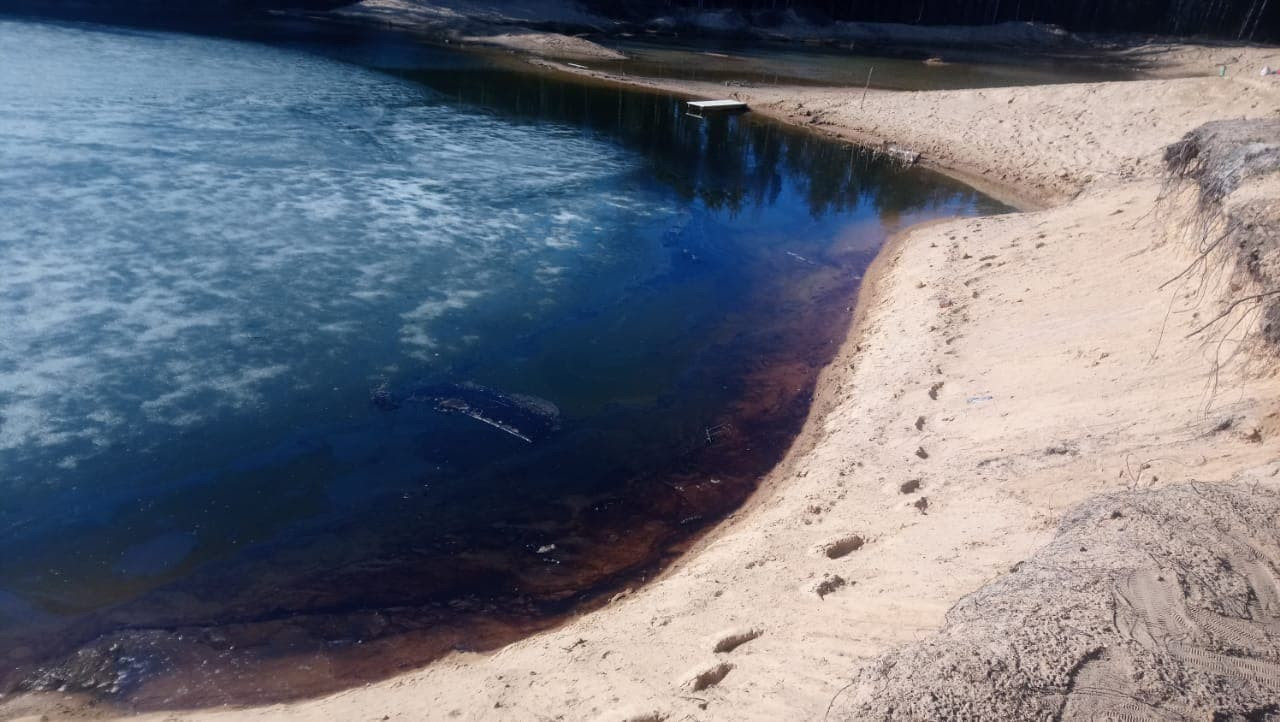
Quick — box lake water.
[0,15,1007,707]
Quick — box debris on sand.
[815,574,849,599]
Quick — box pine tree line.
[589,0,1278,41]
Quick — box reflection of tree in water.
[404,67,984,220]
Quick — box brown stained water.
[0,16,1009,710]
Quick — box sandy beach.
[8,12,1280,722]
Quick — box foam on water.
[0,19,668,494]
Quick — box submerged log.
[374,381,561,443]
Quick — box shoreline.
[8,15,1280,722]
[0,25,973,717]
[520,56,1052,211]
[327,1,1280,79]
[654,214,958,591]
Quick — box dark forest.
[1,0,1277,41]
[586,0,1280,41]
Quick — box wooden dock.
[686,99,748,118]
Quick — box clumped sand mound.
[1166,119,1280,211]
[834,483,1280,720]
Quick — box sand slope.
[838,482,1280,719]
[10,31,1280,722]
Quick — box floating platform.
[686,99,748,118]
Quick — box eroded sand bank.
[8,22,1280,722]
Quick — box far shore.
[331,0,1280,81]
[7,9,1280,722]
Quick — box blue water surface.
[0,15,1007,702]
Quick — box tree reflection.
[402,66,993,220]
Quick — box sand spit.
[8,20,1280,722]
[536,59,1280,208]
[334,0,625,60]
[1118,41,1280,79]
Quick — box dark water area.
[577,37,1138,89]
[0,16,1008,708]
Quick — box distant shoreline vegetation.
[0,0,354,21]
[4,0,1276,42]
[588,0,1278,42]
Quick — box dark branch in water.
[375,381,562,444]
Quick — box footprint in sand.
[712,627,763,654]
[680,661,734,692]
[820,534,866,559]
[610,712,667,722]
